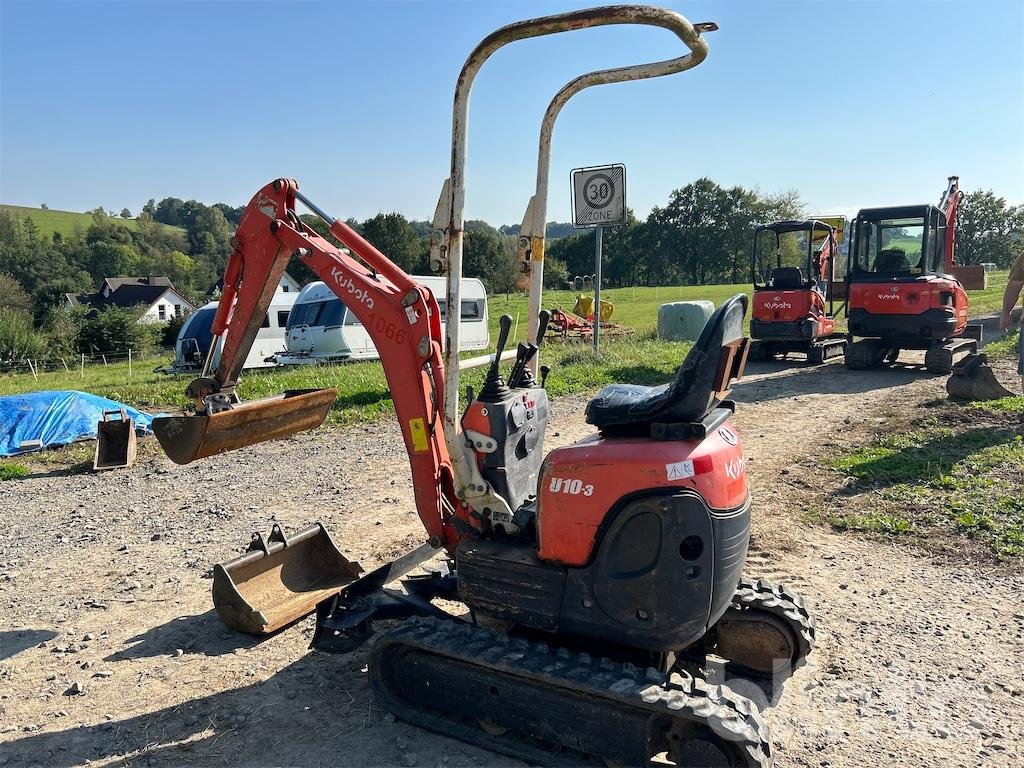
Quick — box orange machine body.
[536,423,748,567]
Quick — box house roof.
[70,277,196,314]
[207,271,299,295]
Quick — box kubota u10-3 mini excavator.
[152,7,814,766]
[844,176,983,372]
[748,218,847,365]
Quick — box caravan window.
[276,310,290,328]
[319,299,346,327]
[260,313,270,328]
[436,298,485,321]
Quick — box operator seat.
[875,248,909,272]
[770,267,804,289]
[585,293,748,434]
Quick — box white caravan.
[167,293,296,373]
[276,276,489,365]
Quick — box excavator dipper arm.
[158,178,467,553]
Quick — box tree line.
[1,180,1021,363]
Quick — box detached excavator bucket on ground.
[94,409,137,470]
[946,353,1016,401]
[213,523,363,634]
[153,388,337,465]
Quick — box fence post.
[81,353,85,379]
[61,358,69,372]
[128,349,133,377]
[102,355,107,366]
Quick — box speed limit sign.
[571,164,626,228]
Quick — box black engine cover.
[457,490,750,653]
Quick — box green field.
[0,204,184,238]
[0,276,1010,428]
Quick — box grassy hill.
[0,204,184,238]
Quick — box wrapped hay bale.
[658,300,714,341]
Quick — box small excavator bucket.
[153,388,337,465]
[946,354,1016,401]
[213,523,363,634]
[94,410,137,470]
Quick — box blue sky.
[2,0,1022,225]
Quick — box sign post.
[571,164,626,352]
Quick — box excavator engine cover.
[213,523,363,634]
[153,388,337,465]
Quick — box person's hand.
[1000,312,1014,332]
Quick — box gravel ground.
[1,353,1022,768]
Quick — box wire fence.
[0,347,174,378]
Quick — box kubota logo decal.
[329,268,375,310]
[548,477,594,496]
[764,301,792,310]
[724,457,746,480]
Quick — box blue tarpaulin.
[0,391,158,457]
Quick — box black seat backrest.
[771,266,804,289]
[584,293,749,432]
[663,293,748,422]
[875,248,909,272]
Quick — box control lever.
[479,315,512,400]
[539,365,550,388]
[509,342,539,389]
[535,309,551,345]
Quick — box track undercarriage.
[845,328,981,374]
[313,553,815,767]
[748,334,846,365]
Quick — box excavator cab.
[748,219,847,364]
[844,180,981,373]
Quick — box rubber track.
[725,578,817,671]
[371,615,772,767]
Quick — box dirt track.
[1,350,1022,767]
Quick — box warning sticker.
[408,418,429,453]
[666,459,695,481]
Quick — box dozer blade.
[153,388,337,465]
[213,523,363,635]
[946,354,1016,401]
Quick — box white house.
[208,271,300,298]
[66,277,197,324]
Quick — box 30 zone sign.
[571,164,626,228]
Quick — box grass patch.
[824,407,1024,558]
[0,463,29,480]
[984,327,1020,361]
[0,204,183,238]
[0,337,694,427]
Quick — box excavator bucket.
[946,354,1015,401]
[94,409,137,470]
[213,523,363,634]
[153,388,337,465]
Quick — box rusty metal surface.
[93,410,137,470]
[212,523,363,635]
[153,388,337,465]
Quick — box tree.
[120,208,132,219]
[463,229,517,293]
[0,273,33,316]
[88,241,141,278]
[956,190,1024,268]
[142,199,157,216]
[77,305,158,354]
[0,309,48,361]
[361,212,424,273]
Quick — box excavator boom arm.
[197,179,465,552]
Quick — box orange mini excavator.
[845,176,983,372]
[153,7,814,766]
[748,218,847,365]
